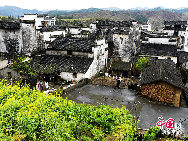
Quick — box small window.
[67,50,72,55]
[7,72,12,79]
[73,72,77,78]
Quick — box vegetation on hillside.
[0,15,15,21]
[0,80,138,140]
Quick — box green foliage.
[0,80,138,140]
[11,56,37,78]
[143,126,160,141]
[135,57,150,72]
[135,14,148,23]
[0,16,15,21]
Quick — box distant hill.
[1,6,188,29]
[0,6,43,18]
[48,8,102,16]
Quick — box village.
[1,13,188,140]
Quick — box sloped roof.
[111,61,131,71]
[0,21,20,29]
[140,43,177,57]
[139,59,184,89]
[164,21,188,25]
[177,51,188,64]
[40,25,66,32]
[31,55,93,74]
[49,36,96,53]
[96,20,132,27]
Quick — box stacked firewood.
[141,83,175,104]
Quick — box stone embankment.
[92,76,132,88]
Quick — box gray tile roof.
[140,43,177,57]
[31,55,93,74]
[139,59,184,89]
[49,37,96,53]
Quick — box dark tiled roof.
[140,59,184,89]
[96,20,132,27]
[31,55,93,73]
[111,61,131,71]
[0,21,20,29]
[49,36,96,53]
[139,43,177,56]
[21,20,35,24]
[40,26,66,32]
[164,21,188,25]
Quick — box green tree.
[143,126,160,141]
[135,57,150,72]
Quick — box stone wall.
[92,77,130,88]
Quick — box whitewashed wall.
[20,14,37,21]
[60,72,85,81]
[141,24,152,31]
[163,30,174,36]
[0,29,22,53]
[142,38,177,45]
[68,27,92,35]
[0,22,38,54]
[42,30,65,42]
[140,55,177,64]
[35,17,44,29]
[0,60,8,69]
[85,39,108,79]
[21,23,37,53]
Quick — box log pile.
[141,83,175,104]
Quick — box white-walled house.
[36,36,108,81]
[20,14,56,29]
[0,21,38,54]
[142,37,177,45]
[139,43,178,64]
[140,21,152,31]
[113,24,141,62]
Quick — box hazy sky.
[0,0,188,10]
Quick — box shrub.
[135,57,150,72]
[143,126,160,141]
[0,80,138,140]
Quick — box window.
[67,50,72,55]
[7,72,12,79]
[73,72,77,78]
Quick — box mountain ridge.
[2,6,188,17]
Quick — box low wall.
[92,77,130,88]
[63,78,91,94]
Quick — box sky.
[0,0,188,10]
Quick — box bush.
[0,80,138,140]
[143,126,160,141]
[135,57,150,72]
